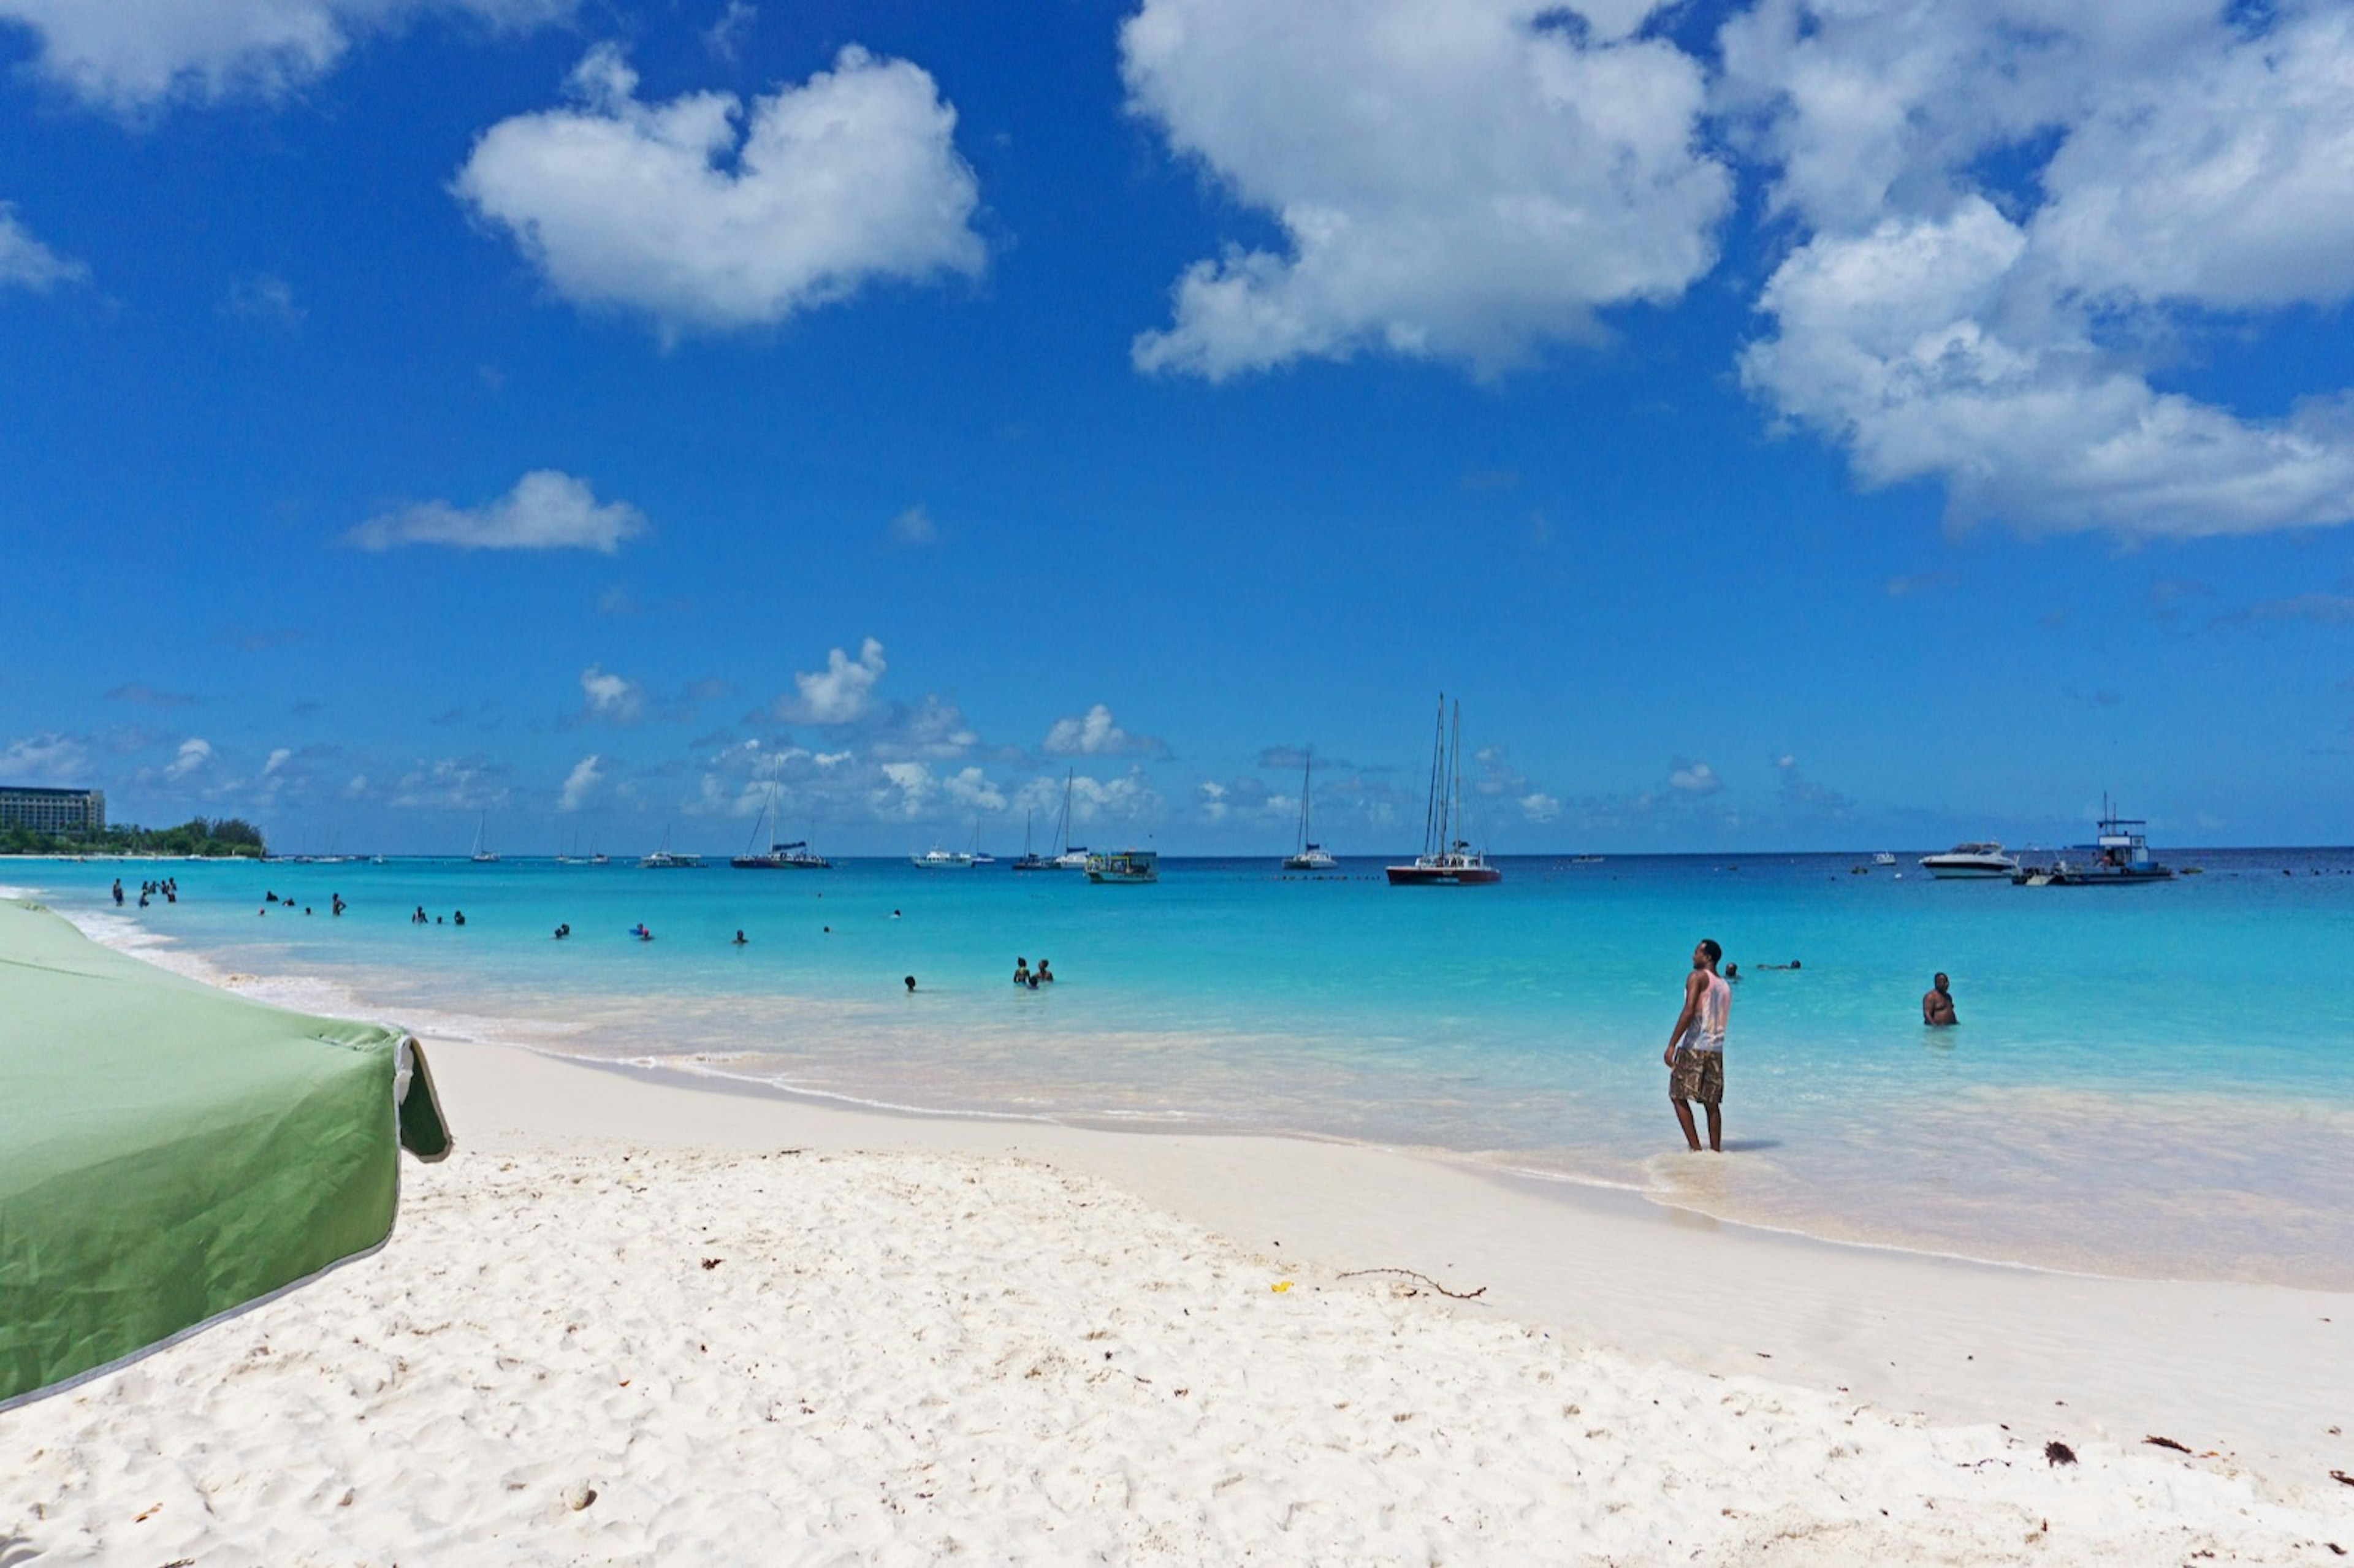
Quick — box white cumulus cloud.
[1741,199,2354,538]
[0,204,88,291]
[158,736,214,781]
[0,732,91,782]
[0,0,571,112]
[1122,0,1731,379]
[454,44,985,335]
[872,760,1001,818]
[577,666,644,723]
[1666,758,1720,795]
[1042,703,1165,758]
[1724,0,2354,538]
[347,470,647,553]
[1519,791,1561,824]
[788,637,887,724]
[559,754,603,810]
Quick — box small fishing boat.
[1919,842,2017,878]
[2013,802,2174,886]
[1386,695,1501,886]
[1281,750,1338,872]
[1873,851,1897,866]
[1086,849,1157,884]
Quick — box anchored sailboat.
[732,767,831,868]
[469,812,499,864]
[1385,696,1500,886]
[1281,749,1336,872]
[1014,769,1091,870]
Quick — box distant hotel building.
[0,785,107,835]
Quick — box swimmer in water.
[733,929,748,946]
[904,975,916,993]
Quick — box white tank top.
[1683,972,1729,1052]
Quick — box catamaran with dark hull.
[1386,695,1500,886]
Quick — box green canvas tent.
[0,897,449,1409]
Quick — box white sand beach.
[6,1022,2352,1565]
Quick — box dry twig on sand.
[1336,1268,1487,1301]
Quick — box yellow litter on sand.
[1271,1281,1292,1293]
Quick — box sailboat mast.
[1298,748,1313,852]
[1423,695,1446,856]
[1448,702,1463,854]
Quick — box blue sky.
[2,0,2351,854]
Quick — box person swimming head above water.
[733,930,747,945]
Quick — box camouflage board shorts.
[1670,1046,1723,1105]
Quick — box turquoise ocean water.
[20,850,2354,1287]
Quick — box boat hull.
[1923,864,2014,878]
[1385,863,1502,886]
[1281,854,1338,872]
[2020,868,2176,886]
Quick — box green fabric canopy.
[0,897,448,1409]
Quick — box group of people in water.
[410,904,462,926]
[110,877,177,910]
[1011,956,1055,989]
[257,889,344,917]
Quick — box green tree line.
[1,816,269,858]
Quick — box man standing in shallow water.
[1922,972,1957,1026]
[1663,938,1729,1152]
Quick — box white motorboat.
[1872,851,1897,866]
[1919,842,2018,878]
[910,847,975,870]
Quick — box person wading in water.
[1662,938,1729,1152]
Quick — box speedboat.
[1872,851,1897,866]
[1919,842,2017,878]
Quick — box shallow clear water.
[25,849,2354,1287]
